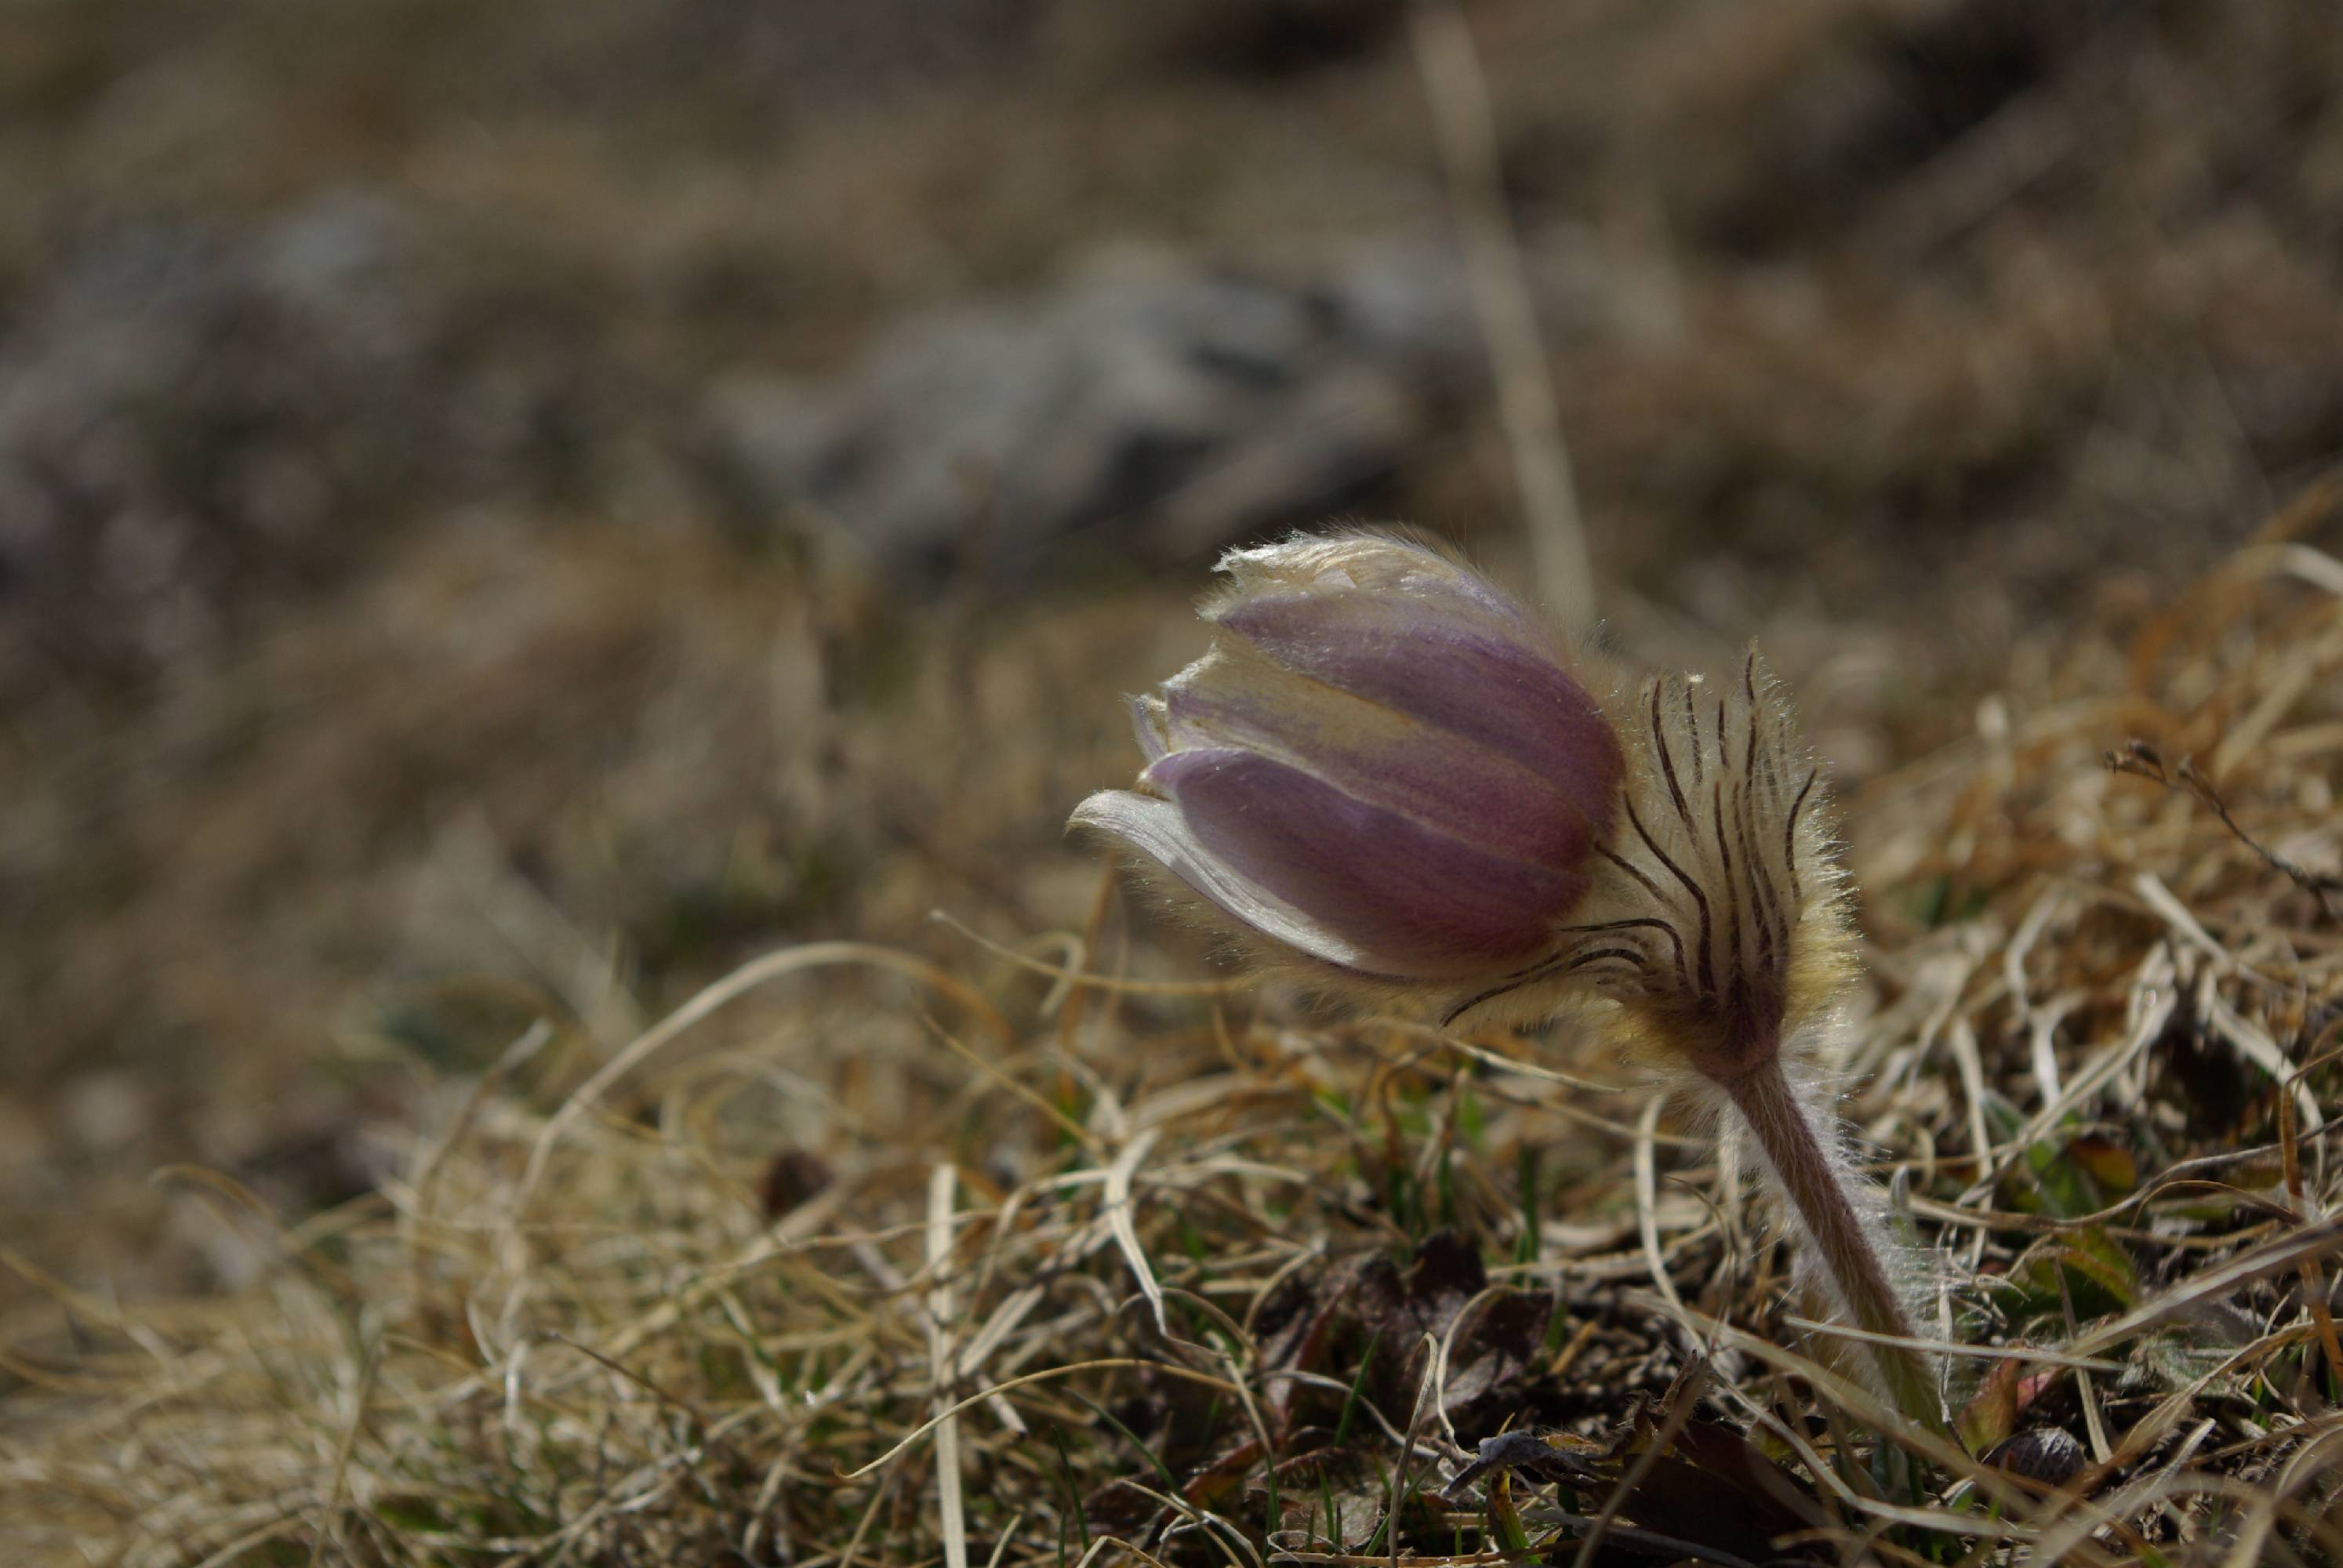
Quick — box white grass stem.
[927,1163,969,1568]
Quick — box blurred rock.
[707,244,1477,583]
[0,187,625,711]
[0,198,419,705]
[60,1069,155,1156]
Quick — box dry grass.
[7,0,2339,1327]
[5,4,2343,1563]
[9,493,2343,1566]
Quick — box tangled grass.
[9,495,2343,1567]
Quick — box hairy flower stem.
[1720,1058,1941,1431]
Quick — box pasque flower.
[1071,532,1623,983]
[1076,530,1941,1430]
[1529,656,1942,1427]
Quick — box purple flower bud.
[1072,533,1622,980]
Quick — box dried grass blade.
[1967,979,2176,1201]
[928,1163,969,1568]
[1106,1127,1168,1336]
[517,940,1011,1220]
[2132,871,2240,975]
[1408,0,1592,632]
[1634,1094,1690,1328]
[1946,1018,1993,1174]
[2067,1214,2343,1359]
[1778,1316,2123,1372]
[845,1363,1247,1480]
[2207,993,2325,1138]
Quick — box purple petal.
[1210,592,1622,822]
[1139,748,1587,977]
[1161,667,1603,876]
[1071,787,1390,971]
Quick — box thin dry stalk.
[1408,0,1593,633]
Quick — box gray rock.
[0,187,613,704]
[707,243,1478,581]
[0,194,432,639]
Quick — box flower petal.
[1161,643,1604,875]
[1209,590,1622,820]
[1070,786,1387,970]
[1140,748,1586,977]
[1212,534,1533,637]
[1128,694,1172,764]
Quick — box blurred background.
[2,0,2339,1311]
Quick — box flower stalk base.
[1720,1058,1941,1431]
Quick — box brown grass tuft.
[10,502,2343,1564]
